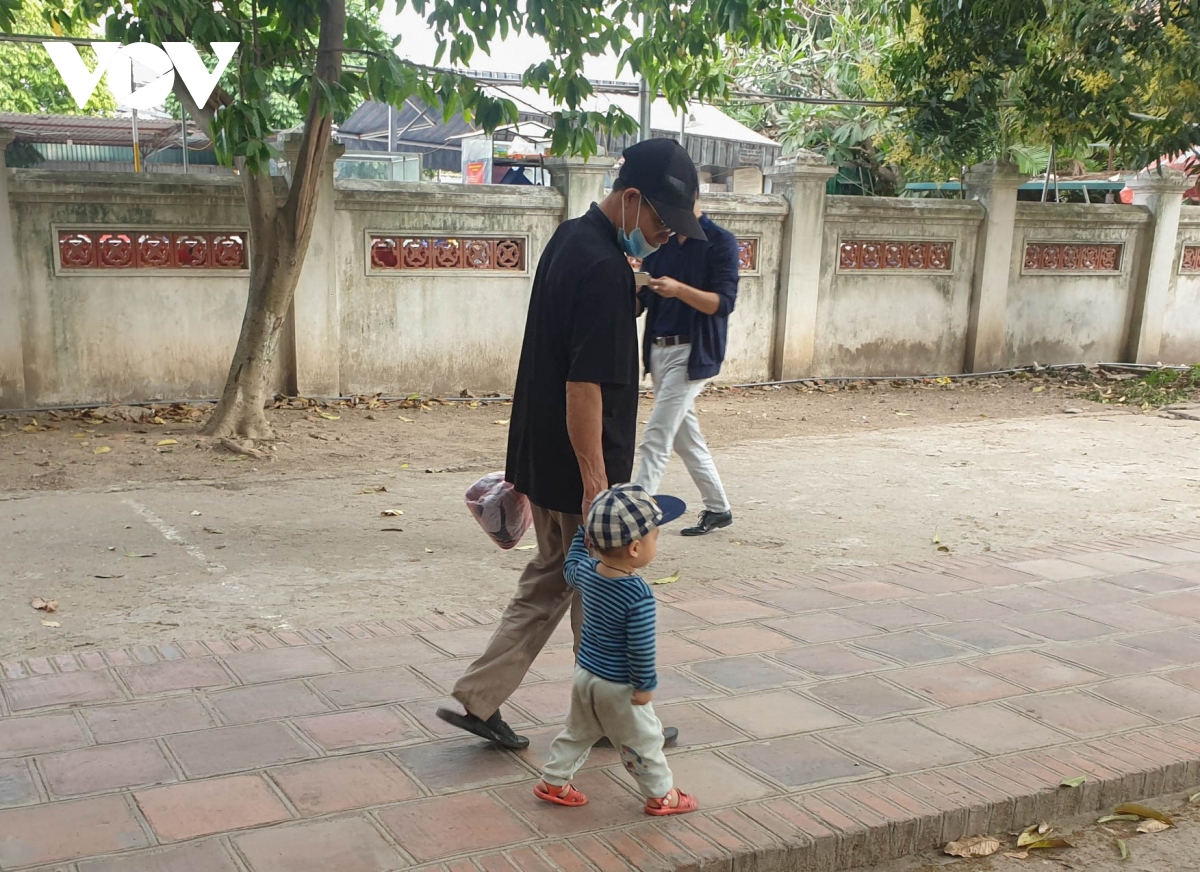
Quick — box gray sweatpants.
[542,666,673,799]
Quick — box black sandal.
[436,707,530,750]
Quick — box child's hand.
[632,689,652,706]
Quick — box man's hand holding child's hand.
[631,690,653,706]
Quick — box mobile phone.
[633,271,651,287]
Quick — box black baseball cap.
[617,138,706,241]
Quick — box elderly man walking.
[437,138,704,749]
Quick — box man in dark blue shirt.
[636,202,739,536]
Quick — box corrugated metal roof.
[0,113,208,148]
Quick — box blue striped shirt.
[563,527,658,691]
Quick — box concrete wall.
[6,173,260,406]
[335,181,564,396]
[1007,203,1151,365]
[1162,206,1200,365]
[814,197,983,376]
[702,194,786,383]
[2,164,1198,409]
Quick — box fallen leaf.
[93,573,124,579]
[514,544,536,551]
[1190,792,1200,803]
[1060,775,1087,788]
[937,545,950,553]
[190,510,201,516]
[398,416,414,423]
[1038,822,1052,835]
[469,401,479,408]
[1025,838,1073,850]
[944,835,1001,858]
[1115,804,1173,825]
[157,439,179,446]
[124,551,156,558]
[380,527,404,532]
[30,597,59,612]
[1115,838,1129,860]
[934,376,952,385]
[424,548,433,553]
[317,411,341,420]
[93,446,111,455]
[651,570,681,585]
[203,527,224,535]
[1137,820,1171,834]
[73,433,86,439]
[41,620,61,628]
[1032,386,1045,393]
[493,419,510,425]
[1004,851,1029,860]
[400,463,409,469]
[1098,814,1141,824]
[1018,826,1042,847]
[895,411,912,416]
[381,509,404,517]
[358,486,388,494]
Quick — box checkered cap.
[586,484,686,550]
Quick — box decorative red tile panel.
[369,236,525,272]
[1181,244,1200,274]
[1024,242,1122,272]
[737,238,758,271]
[839,239,953,271]
[57,230,247,271]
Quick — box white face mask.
[618,195,661,259]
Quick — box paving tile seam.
[7,714,1199,820]
[4,532,1199,680]
[8,619,1200,730]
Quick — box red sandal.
[645,788,698,816]
[534,781,589,807]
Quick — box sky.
[379,6,636,82]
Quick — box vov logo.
[43,42,239,111]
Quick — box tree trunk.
[202,181,297,439]
[198,0,347,439]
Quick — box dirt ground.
[2,376,1199,658]
[869,791,1200,872]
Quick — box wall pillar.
[0,129,27,408]
[963,160,1025,372]
[765,153,837,379]
[1127,168,1191,364]
[545,155,610,220]
[281,133,344,397]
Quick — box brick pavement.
[5,530,1200,871]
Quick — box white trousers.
[542,666,673,798]
[635,343,730,513]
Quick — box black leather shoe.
[681,510,733,536]
[593,726,678,749]
[436,707,530,750]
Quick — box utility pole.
[637,11,651,141]
[180,105,189,174]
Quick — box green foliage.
[4,139,44,167]
[1083,365,1200,408]
[723,0,902,192]
[5,0,796,173]
[880,0,1200,175]
[0,0,117,114]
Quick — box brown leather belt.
[652,335,691,347]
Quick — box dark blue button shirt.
[639,213,740,381]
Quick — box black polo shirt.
[505,204,640,514]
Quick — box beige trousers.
[452,505,583,719]
[542,666,673,799]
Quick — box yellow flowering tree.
[882,0,1200,175]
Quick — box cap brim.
[647,197,706,241]
[652,495,687,526]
